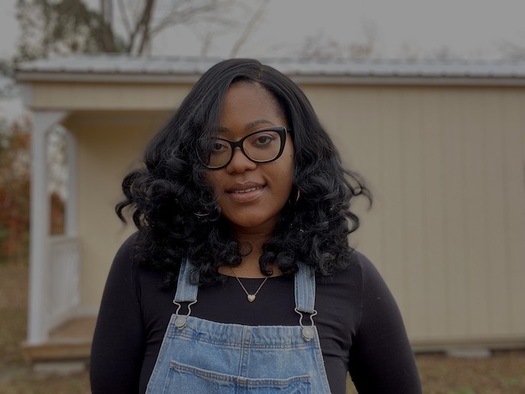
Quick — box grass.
[1,260,524,393]
[0,261,91,393]
[416,351,525,393]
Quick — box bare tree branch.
[229,0,269,57]
[200,30,213,56]
[15,0,261,58]
[126,0,155,53]
[347,20,378,59]
[116,0,133,36]
[136,0,156,54]
[498,40,525,61]
[150,2,224,37]
[296,21,380,60]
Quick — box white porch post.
[27,110,68,345]
[65,131,77,237]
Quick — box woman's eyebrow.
[243,119,275,130]
[216,119,275,133]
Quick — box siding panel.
[503,92,525,335]
[400,89,427,334]
[310,85,525,347]
[379,90,407,309]
[441,90,469,338]
[484,92,511,336]
[421,90,449,339]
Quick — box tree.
[0,61,17,102]
[498,41,525,61]
[0,116,31,263]
[5,0,269,263]
[227,0,269,57]
[16,0,117,60]
[0,113,65,264]
[15,0,268,59]
[296,21,380,60]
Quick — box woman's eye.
[254,135,274,146]
[211,142,227,153]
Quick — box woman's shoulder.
[348,248,374,269]
[116,231,139,253]
[103,232,140,281]
[108,232,173,291]
[109,231,160,279]
[110,232,141,268]
[316,249,387,293]
[323,248,377,277]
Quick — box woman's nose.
[226,147,257,173]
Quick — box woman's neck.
[219,227,281,278]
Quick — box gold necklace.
[230,268,269,303]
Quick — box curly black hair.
[116,58,371,286]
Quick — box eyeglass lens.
[207,129,283,168]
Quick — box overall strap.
[173,259,199,303]
[294,263,316,314]
[172,259,198,329]
[294,263,317,341]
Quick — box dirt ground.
[416,351,525,394]
[1,262,525,394]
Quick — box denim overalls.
[146,260,332,393]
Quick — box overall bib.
[146,260,332,393]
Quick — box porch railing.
[42,236,81,338]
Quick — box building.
[16,55,525,367]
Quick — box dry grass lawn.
[1,261,524,393]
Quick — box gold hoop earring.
[288,187,301,206]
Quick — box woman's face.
[206,82,294,235]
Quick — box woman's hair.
[117,58,371,286]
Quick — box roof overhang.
[15,54,525,87]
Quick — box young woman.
[90,58,422,393]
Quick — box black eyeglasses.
[199,127,291,170]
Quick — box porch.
[23,235,95,368]
[23,317,95,368]
[22,107,167,369]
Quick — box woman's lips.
[226,185,264,202]
[230,186,260,194]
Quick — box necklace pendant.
[231,268,268,303]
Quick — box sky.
[0,0,525,61]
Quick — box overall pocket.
[161,360,312,394]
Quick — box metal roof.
[15,54,525,86]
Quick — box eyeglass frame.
[199,127,292,170]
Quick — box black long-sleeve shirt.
[90,235,422,393]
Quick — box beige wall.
[28,82,193,110]
[65,111,170,308]
[53,81,525,349]
[303,85,525,349]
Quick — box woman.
[90,58,422,393]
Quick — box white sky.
[0,0,525,60]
